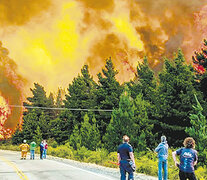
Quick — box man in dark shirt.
[172,137,198,180]
[117,135,135,180]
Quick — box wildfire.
[0,96,12,139]
[0,42,24,138]
[0,0,207,134]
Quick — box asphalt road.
[0,150,116,180]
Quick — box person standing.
[43,140,48,159]
[30,141,36,160]
[40,141,44,160]
[155,135,169,180]
[117,135,135,180]
[172,137,198,180]
[20,140,29,160]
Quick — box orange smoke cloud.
[0,0,51,26]
[0,0,207,133]
[1,0,206,89]
[0,42,24,137]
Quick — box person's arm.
[194,152,198,166]
[155,144,160,153]
[172,151,179,166]
[129,152,135,164]
[117,153,121,164]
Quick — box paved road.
[0,150,116,180]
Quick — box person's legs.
[179,170,187,180]
[44,149,47,159]
[42,149,45,158]
[40,150,43,159]
[33,150,35,159]
[120,161,126,180]
[43,149,47,159]
[158,159,163,180]
[21,151,24,159]
[30,150,32,159]
[163,159,168,180]
[187,172,197,180]
[23,152,27,159]
[123,161,133,180]
[30,150,34,159]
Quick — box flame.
[0,42,24,138]
[0,0,207,133]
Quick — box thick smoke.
[0,0,51,26]
[0,42,25,131]
[0,0,206,133]
[130,0,207,62]
[78,0,207,73]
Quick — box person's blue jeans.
[158,159,168,180]
[30,150,35,159]
[43,149,47,159]
[120,160,134,180]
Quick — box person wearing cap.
[117,135,135,180]
[172,137,198,180]
[19,140,30,160]
[30,141,36,160]
[155,135,169,180]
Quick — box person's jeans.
[30,150,35,159]
[43,149,47,159]
[179,170,197,180]
[120,160,134,180]
[158,159,168,180]
[40,150,43,159]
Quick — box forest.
[5,40,207,178]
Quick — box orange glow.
[0,0,207,133]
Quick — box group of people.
[117,135,198,180]
[19,139,48,160]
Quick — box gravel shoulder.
[47,154,157,180]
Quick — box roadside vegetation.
[0,140,206,179]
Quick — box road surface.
[0,150,116,180]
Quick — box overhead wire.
[8,105,114,112]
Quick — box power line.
[9,105,114,112]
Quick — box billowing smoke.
[0,0,207,133]
[0,42,25,136]
[0,0,51,26]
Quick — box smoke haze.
[0,0,207,132]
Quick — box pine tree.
[90,116,101,150]
[185,94,207,164]
[64,65,97,126]
[11,124,24,144]
[34,126,42,145]
[79,114,101,150]
[103,86,135,152]
[80,114,91,149]
[128,56,156,100]
[157,50,197,146]
[133,93,154,150]
[49,110,74,144]
[21,110,39,141]
[24,83,55,118]
[39,112,49,139]
[70,124,81,150]
[96,58,123,136]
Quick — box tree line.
[12,41,207,165]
